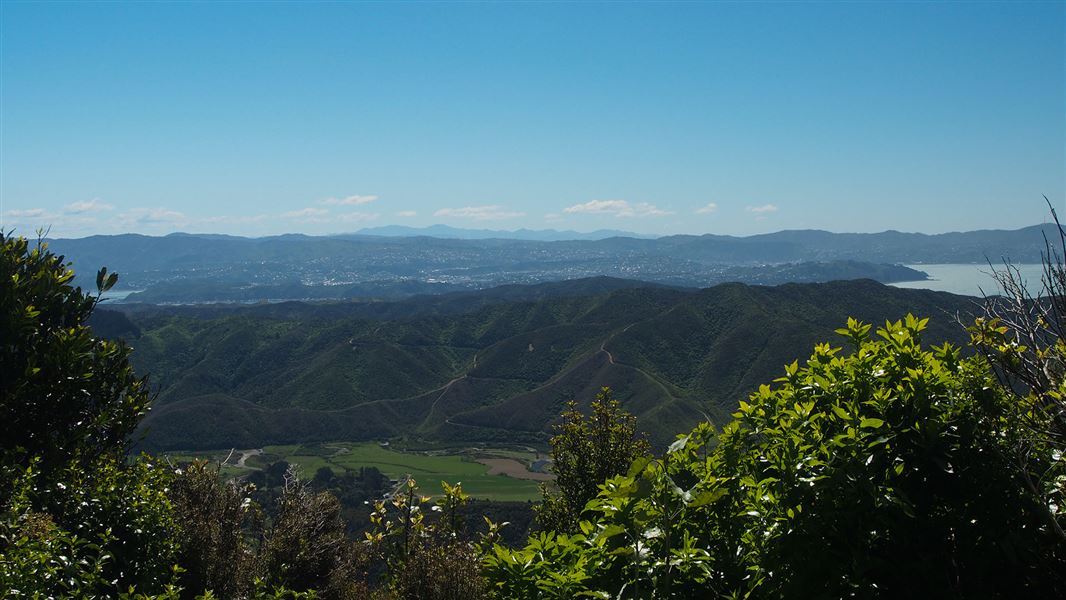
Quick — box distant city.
[46,223,1055,304]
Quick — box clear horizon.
[34,220,1059,242]
[2,2,1063,238]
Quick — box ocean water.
[98,289,143,302]
[890,263,1049,297]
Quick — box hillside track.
[443,319,673,431]
[130,280,978,451]
[598,321,681,401]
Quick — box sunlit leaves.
[535,387,651,533]
[1,234,177,595]
[487,316,1066,598]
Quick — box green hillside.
[106,279,975,450]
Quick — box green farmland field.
[160,442,547,502]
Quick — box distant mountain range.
[91,278,979,451]
[44,224,1056,304]
[353,224,655,241]
[49,224,1056,270]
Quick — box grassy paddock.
[160,442,547,502]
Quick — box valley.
[161,442,548,502]
[89,277,979,452]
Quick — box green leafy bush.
[0,235,149,468]
[260,473,369,600]
[366,479,489,600]
[967,203,1066,544]
[0,235,321,599]
[1,234,179,596]
[535,387,650,533]
[169,460,260,599]
[486,316,1066,598]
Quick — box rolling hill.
[95,278,980,450]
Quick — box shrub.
[0,234,178,596]
[169,461,260,599]
[535,387,650,533]
[486,316,1066,598]
[366,479,489,600]
[261,470,370,600]
[969,199,1066,544]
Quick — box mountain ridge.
[46,223,1054,277]
[102,278,979,451]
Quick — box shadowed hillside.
[101,278,977,450]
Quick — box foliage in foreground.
[535,387,650,533]
[486,316,1066,598]
[0,233,180,596]
[969,200,1066,544]
[0,232,492,599]
[6,229,1066,598]
[365,478,492,600]
[0,234,325,599]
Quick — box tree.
[260,469,369,600]
[0,233,357,599]
[166,460,374,600]
[0,233,178,595]
[312,466,336,488]
[0,235,147,468]
[969,198,1066,544]
[168,461,260,599]
[487,317,1066,598]
[365,478,489,600]
[534,387,651,533]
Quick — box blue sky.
[1,1,1063,238]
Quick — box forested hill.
[94,278,978,451]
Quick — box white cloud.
[280,207,371,225]
[335,212,379,223]
[4,208,47,218]
[64,199,115,214]
[565,199,628,215]
[434,205,525,221]
[281,207,329,219]
[122,207,187,225]
[320,195,378,206]
[272,206,381,228]
[746,204,778,214]
[695,202,718,215]
[200,214,270,225]
[3,203,114,235]
[1,208,105,237]
[395,210,418,218]
[563,199,672,218]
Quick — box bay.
[98,289,144,302]
[890,263,1048,297]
